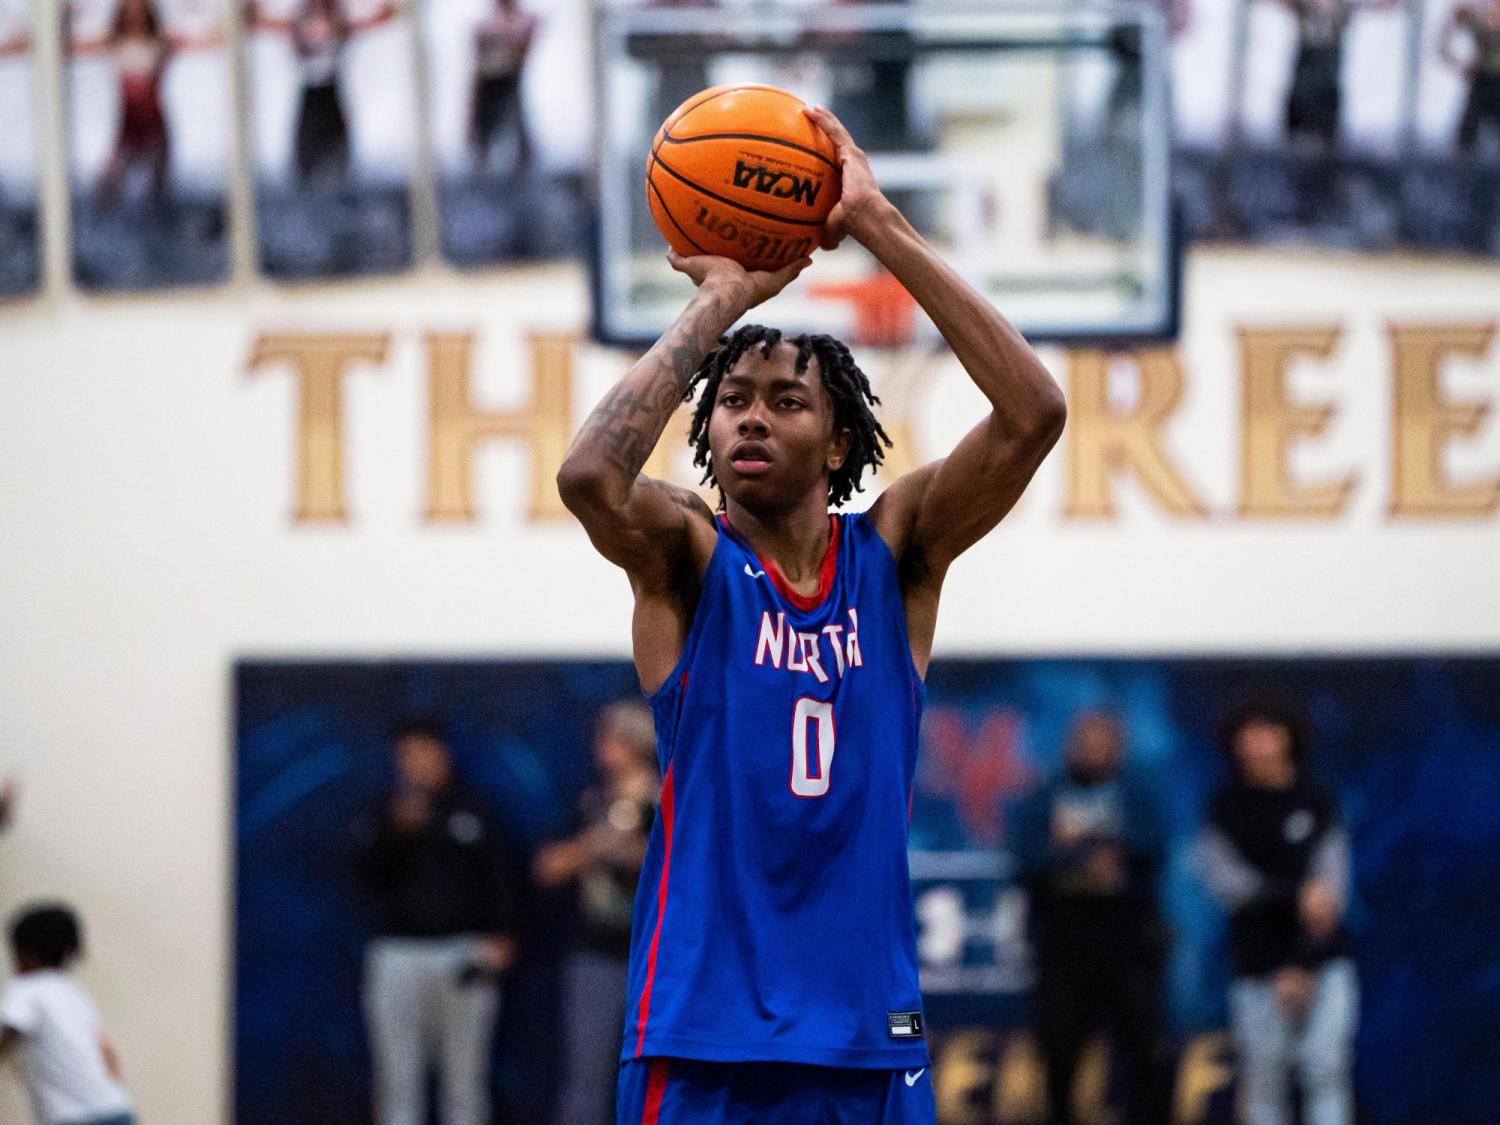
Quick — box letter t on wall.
[247,332,391,523]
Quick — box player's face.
[707,343,850,513]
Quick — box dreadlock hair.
[684,325,892,509]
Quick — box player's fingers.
[766,256,812,288]
[820,203,847,251]
[803,104,856,150]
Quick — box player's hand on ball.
[802,105,885,251]
[667,251,813,311]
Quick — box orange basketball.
[646,85,841,272]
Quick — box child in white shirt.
[0,904,134,1125]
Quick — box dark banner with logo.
[235,655,1500,1125]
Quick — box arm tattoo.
[571,287,739,480]
[643,478,711,516]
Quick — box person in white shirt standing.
[0,905,134,1125]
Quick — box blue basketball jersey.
[623,511,928,1069]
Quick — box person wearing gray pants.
[356,719,523,1125]
[1198,697,1357,1125]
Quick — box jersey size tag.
[888,1011,923,1039]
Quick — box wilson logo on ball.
[732,160,825,207]
[694,205,815,264]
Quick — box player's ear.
[826,427,852,472]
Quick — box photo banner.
[64,0,230,290]
[0,0,39,297]
[235,655,1500,1125]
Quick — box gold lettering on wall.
[873,410,924,484]
[991,1032,1046,1124]
[247,332,391,523]
[932,1029,994,1125]
[866,343,950,484]
[425,331,575,522]
[1064,349,1208,519]
[921,1029,1244,1125]
[1237,326,1355,518]
[1175,1032,1233,1125]
[1388,322,1500,518]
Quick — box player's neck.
[723,497,832,585]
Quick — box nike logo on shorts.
[744,563,765,578]
[905,1069,926,1086]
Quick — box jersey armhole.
[645,522,729,709]
[853,511,930,694]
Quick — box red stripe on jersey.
[720,513,842,612]
[641,1058,671,1125]
[634,759,677,1056]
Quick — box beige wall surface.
[1,247,1498,1121]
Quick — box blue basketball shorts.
[617,1057,937,1125]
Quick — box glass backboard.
[592,1,1180,349]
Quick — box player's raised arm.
[556,253,810,575]
[803,106,1066,579]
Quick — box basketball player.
[67,0,220,207]
[1442,0,1500,154]
[557,105,1066,1123]
[468,0,537,176]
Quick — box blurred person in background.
[829,0,916,155]
[1442,0,1500,154]
[1260,0,1398,227]
[354,718,524,1125]
[0,903,134,1125]
[0,777,16,832]
[533,702,659,1125]
[1105,0,1189,137]
[65,0,221,209]
[245,0,397,187]
[1199,698,1356,1125]
[649,0,713,128]
[1269,0,1398,151]
[0,24,29,56]
[1012,710,1173,1125]
[468,0,537,176]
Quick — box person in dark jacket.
[1198,698,1355,1125]
[355,718,524,1125]
[1012,710,1173,1125]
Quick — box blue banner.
[235,656,1500,1124]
